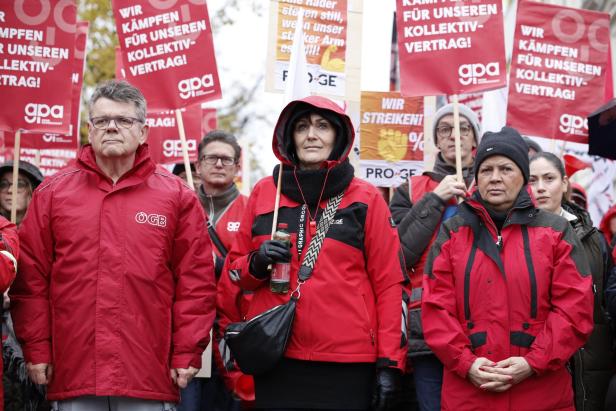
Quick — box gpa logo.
[458,62,500,86]
[178,74,215,99]
[135,211,167,228]
[559,114,588,136]
[227,221,240,232]
[162,139,196,158]
[24,103,64,125]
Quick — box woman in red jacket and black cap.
[422,127,594,410]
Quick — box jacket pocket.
[361,293,376,346]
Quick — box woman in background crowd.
[530,152,614,411]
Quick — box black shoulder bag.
[224,192,343,375]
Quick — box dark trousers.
[411,355,443,411]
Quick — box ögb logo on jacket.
[458,62,500,86]
[178,74,215,99]
[135,211,167,228]
[559,114,588,136]
[24,103,64,125]
[162,139,196,158]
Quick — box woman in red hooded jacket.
[224,96,409,410]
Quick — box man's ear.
[139,124,149,145]
[87,122,93,144]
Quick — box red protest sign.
[7,21,89,150]
[201,108,217,140]
[0,0,77,133]
[507,1,611,144]
[395,0,506,97]
[112,0,221,110]
[146,104,202,165]
[0,132,77,177]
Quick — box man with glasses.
[10,80,216,411]
[390,103,481,411]
[178,130,249,411]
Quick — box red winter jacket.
[10,144,216,402]
[225,96,408,370]
[422,191,593,411]
[207,194,256,402]
[0,216,18,411]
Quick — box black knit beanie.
[474,126,530,183]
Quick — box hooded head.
[272,96,354,169]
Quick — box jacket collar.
[465,186,537,229]
[425,153,475,187]
[76,144,156,189]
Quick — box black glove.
[249,240,291,279]
[372,368,401,411]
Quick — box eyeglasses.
[0,179,30,193]
[436,125,473,139]
[200,155,236,166]
[89,116,143,130]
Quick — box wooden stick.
[452,95,463,183]
[271,163,284,239]
[10,131,21,224]
[175,109,194,190]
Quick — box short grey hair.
[88,80,147,121]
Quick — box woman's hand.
[480,357,534,386]
[468,357,513,393]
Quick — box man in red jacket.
[10,80,216,411]
[179,130,250,411]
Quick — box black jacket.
[567,202,615,411]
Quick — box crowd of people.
[0,79,616,411]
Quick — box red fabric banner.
[112,0,222,110]
[507,1,611,144]
[395,0,506,97]
[5,21,88,150]
[0,0,77,133]
[146,104,203,165]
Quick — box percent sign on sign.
[409,132,424,151]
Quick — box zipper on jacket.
[369,329,376,346]
[496,234,503,251]
[577,348,587,411]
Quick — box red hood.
[600,204,616,244]
[272,96,354,168]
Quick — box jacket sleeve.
[0,216,18,292]
[421,225,477,378]
[9,188,53,364]
[214,266,255,402]
[390,182,446,269]
[364,190,408,371]
[524,224,594,375]
[170,188,217,369]
[227,185,269,291]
